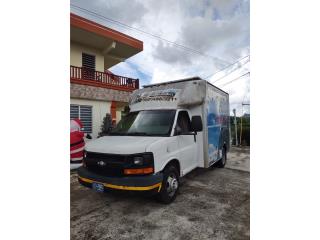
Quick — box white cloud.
[71,0,250,115]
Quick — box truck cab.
[77,77,229,203]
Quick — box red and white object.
[70,119,85,169]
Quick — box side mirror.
[190,116,203,132]
[86,134,92,139]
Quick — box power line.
[218,72,250,87]
[211,58,250,84]
[203,54,250,80]
[71,4,252,83]
[70,4,229,65]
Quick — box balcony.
[70,65,139,92]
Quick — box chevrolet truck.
[77,77,230,203]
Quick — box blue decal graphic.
[207,96,228,163]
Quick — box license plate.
[92,182,104,192]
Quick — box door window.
[176,111,191,134]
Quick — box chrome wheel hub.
[166,174,178,197]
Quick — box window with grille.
[70,104,93,133]
[82,53,96,80]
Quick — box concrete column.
[111,101,117,126]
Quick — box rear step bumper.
[77,167,163,192]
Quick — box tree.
[230,116,250,146]
[123,106,130,115]
[98,113,113,137]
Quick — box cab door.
[175,110,198,175]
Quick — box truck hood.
[85,136,163,154]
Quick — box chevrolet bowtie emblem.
[97,161,106,166]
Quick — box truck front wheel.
[157,165,180,204]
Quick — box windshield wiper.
[108,132,127,136]
[127,132,149,136]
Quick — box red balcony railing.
[70,65,139,91]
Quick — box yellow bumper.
[78,176,162,192]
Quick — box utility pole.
[240,107,243,146]
[240,103,250,146]
[233,109,238,146]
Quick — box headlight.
[129,153,154,167]
[124,153,154,175]
[133,156,144,165]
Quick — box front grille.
[85,152,127,177]
[86,152,126,163]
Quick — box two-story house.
[70,13,143,138]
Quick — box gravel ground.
[71,147,250,240]
[225,146,250,172]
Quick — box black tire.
[217,146,227,168]
[156,165,180,204]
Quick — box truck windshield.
[110,110,176,136]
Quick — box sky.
[71,0,250,116]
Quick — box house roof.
[70,13,143,69]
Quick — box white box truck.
[78,77,230,203]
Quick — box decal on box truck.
[207,88,228,165]
[131,89,180,104]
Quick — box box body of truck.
[77,77,229,203]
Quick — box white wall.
[70,98,111,139]
[70,42,105,72]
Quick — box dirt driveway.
[71,147,250,240]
